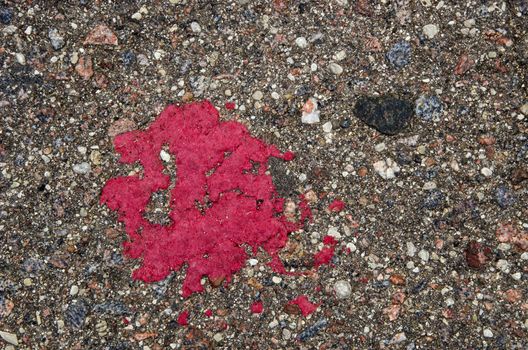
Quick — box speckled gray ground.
[1,1,527,349]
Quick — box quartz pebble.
[373,158,400,179]
[295,37,308,48]
[328,62,343,75]
[73,162,91,174]
[423,24,439,39]
[333,280,352,299]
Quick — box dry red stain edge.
[100,100,311,297]
[313,235,338,267]
[288,295,319,317]
[250,301,264,314]
[177,310,189,326]
[328,199,345,212]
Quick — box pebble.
[407,242,417,257]
[333,50,347,61]
[213,333,223,342]
[520,103,528,115]
[301,97,320,124]
[389,332,407,345]
[373,158,400,180]
[272,276,282,284]
[122,50,136,66]
[483,329,493,338]
[298,318,328,342]
[423,24,439,39]
[322,121,332,133]
[354,95,414,135]
[190,22,201,33]
[340,118,351,128]
[15,53,26,65]
[496,259,510,273]
[282,328,292,340]
[464,19,476,28]
[0,331,18,346]
[328,62,343,75]
[160,150,171,162]
[0,8,13,24]
[374,143,386,152]
[415,95,443,121]
[252,90,263,101]
[70,285,79,296]
[496,185,515,208]
[418,249,430,262]
[422,189,444,209]
[481,167,493,177]
[295,36,308,48]
[386,41,411,68]
[48,28,65,50]
[64,300,88,328]
[333,280,352,299]
[73,162,91,175]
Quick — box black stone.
[354,95,414,135]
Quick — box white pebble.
[481,167,493,177]
[483,329,493,338]
[160,149,171,162]
[333,280,352,299]
[295,36,308,48]
[272,276,282,284]
[190,22,201,33]
[423,24,439,39]
[73,162,91,174]
[328,62,343,75]
[322,121,332,133]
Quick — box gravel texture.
[1,0,527,349]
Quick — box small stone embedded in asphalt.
[496,185,515,208]
[422,189,444,210]
[415,95,443,121]
[423,24,439,39]
[93,301,131,315]
[72,162,91,174]
[298,318,328,341]
[0,8,13,24]
[354,95,414,135]
[295,36,308,48]
[340,118,351,128]
[122,50,136,66]
[328,62,343,75]
[386,41,412,68]
[333,280,352,299]
[64,300,88,328]
[48,28,65,50]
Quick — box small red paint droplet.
[282,151,295,161]
[288,295,318,317]
[328,199,345,212]
[250,301,264,314]
[225,102,236,110]
[204,309,213,317]
[177,310,189,326]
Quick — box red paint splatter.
[328,199,345,212]
[250,301,264,314]
[225,102,236,110]
[204,309,213,317]
[101,101,308,297]
[313,235,338,267]
[282,151,295,161]
[288,295,318,317]
[177,310,189,326]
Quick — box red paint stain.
[250,301,264,314]
[177,310,189,326]
[313,235,338,267]
[225,102,236,110]
[288,295,318,317]
[101,101,308,297]
[204,309,213,317]
[328,199,345,212]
